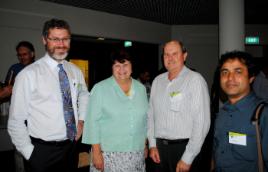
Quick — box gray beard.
[50,52,68,62]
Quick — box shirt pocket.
[170,93,184,112]
[231,129,257,161]
[70,78,78,101]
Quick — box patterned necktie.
[58,64,76,140]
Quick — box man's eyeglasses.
[47,37,71,43]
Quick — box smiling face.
[112,60,132,81]
[17,46,34,66]
[163,41,187,74]
[43,28,71,62]
[220,58,254,104]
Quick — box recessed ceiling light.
[97,37,105,40]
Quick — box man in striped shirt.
[147,40,210,172]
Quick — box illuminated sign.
[245,37,259,44]
[124,41,132,47]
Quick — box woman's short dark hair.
[219,50,258,78]
[42,18,71,38]
[110,49,133,65]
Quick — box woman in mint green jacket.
[82,50,148,172]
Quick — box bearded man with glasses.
[8,18,89,172]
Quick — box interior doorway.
[68,35,159,90]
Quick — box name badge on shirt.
[228,131,247,146]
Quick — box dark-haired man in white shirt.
[8,18,89,172]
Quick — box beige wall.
[0,0,170,81]
[0,0,267,90]
[171,25,219,90]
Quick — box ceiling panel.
[42,0,267,25]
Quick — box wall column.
[219,0,245,56]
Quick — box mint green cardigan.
[82,76,148,152]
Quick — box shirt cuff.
[21,144,34,160]
[181,152,195,165]
[78,115,85,121]
[149,138,156,148]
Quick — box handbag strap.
[252,102,265,172]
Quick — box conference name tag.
[228,131,247,146]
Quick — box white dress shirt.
[8,53,89,159]
[147,66,210,164]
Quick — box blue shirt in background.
[5,63,25,85]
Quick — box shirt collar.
[222,92,255,112]
[259,71,266,78]
[110,76,135,99]
[44,53,66,70]
[164,66,189,82]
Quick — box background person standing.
[1,41,35,172]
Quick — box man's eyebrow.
[220,68,228,71]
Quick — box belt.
[30,136,71,146]
[156,138,189,145]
